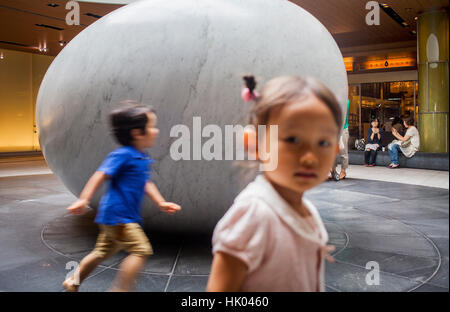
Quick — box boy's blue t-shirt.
[95,146,154,225]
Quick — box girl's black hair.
[109,101,155,146]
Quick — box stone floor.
[0,156,448,292]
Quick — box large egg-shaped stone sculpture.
[37,0,348,234]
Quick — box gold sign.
[344,57,354,72]
[359,58,416,70]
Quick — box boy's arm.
[67,171,107,215]
[145,181,181,214]
[144,181,165,206]
[206,252,247,292]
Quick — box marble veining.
[36,0,348,233]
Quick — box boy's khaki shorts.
[92,223,153,259]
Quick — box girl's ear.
[244,127,258,160]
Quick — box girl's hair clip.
[241,75,258,103]
[241,87,256,103]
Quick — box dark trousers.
[364,149,378,165]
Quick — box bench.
[342,150,449,171]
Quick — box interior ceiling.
[0,0,122,56]
[0,0,448,59]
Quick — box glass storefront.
[348,80,418,150]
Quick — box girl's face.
[261,95,340,194]
[371,120,379,128]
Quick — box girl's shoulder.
[232,177,280,216]
[225,195,277,224]
[215,178,280,233]
[406,126,419,135]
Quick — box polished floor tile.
[0,158,448,292]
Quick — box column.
[417,9,449,153]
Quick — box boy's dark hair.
[109,101,155,146]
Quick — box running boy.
[63,102,180,292]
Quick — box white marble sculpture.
[37,0,348,233]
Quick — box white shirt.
[400,126,420,158]
[212,175,329,292]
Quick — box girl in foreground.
[207,76,342,292]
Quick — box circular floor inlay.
[42,178,448,292]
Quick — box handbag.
[388,139,401,151]
[388,139,411,150]
[355,138,365,151]
[400,139,412,148]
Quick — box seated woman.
[364,118,383,167]
[388,115,420,168]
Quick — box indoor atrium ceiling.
[0,0,448,58]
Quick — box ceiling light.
[85,12,102,19]
[47,3,59,7]
[59,40,66,46]
[0,52,4,60]
[35,24,64,31]
[414,16,418,20]
[380,5,410,28]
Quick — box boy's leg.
[62,252,105,291]
[109,223,153,292]
[63,225,120,291]
[109,254,148,292]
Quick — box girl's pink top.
[212,175,329,292]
